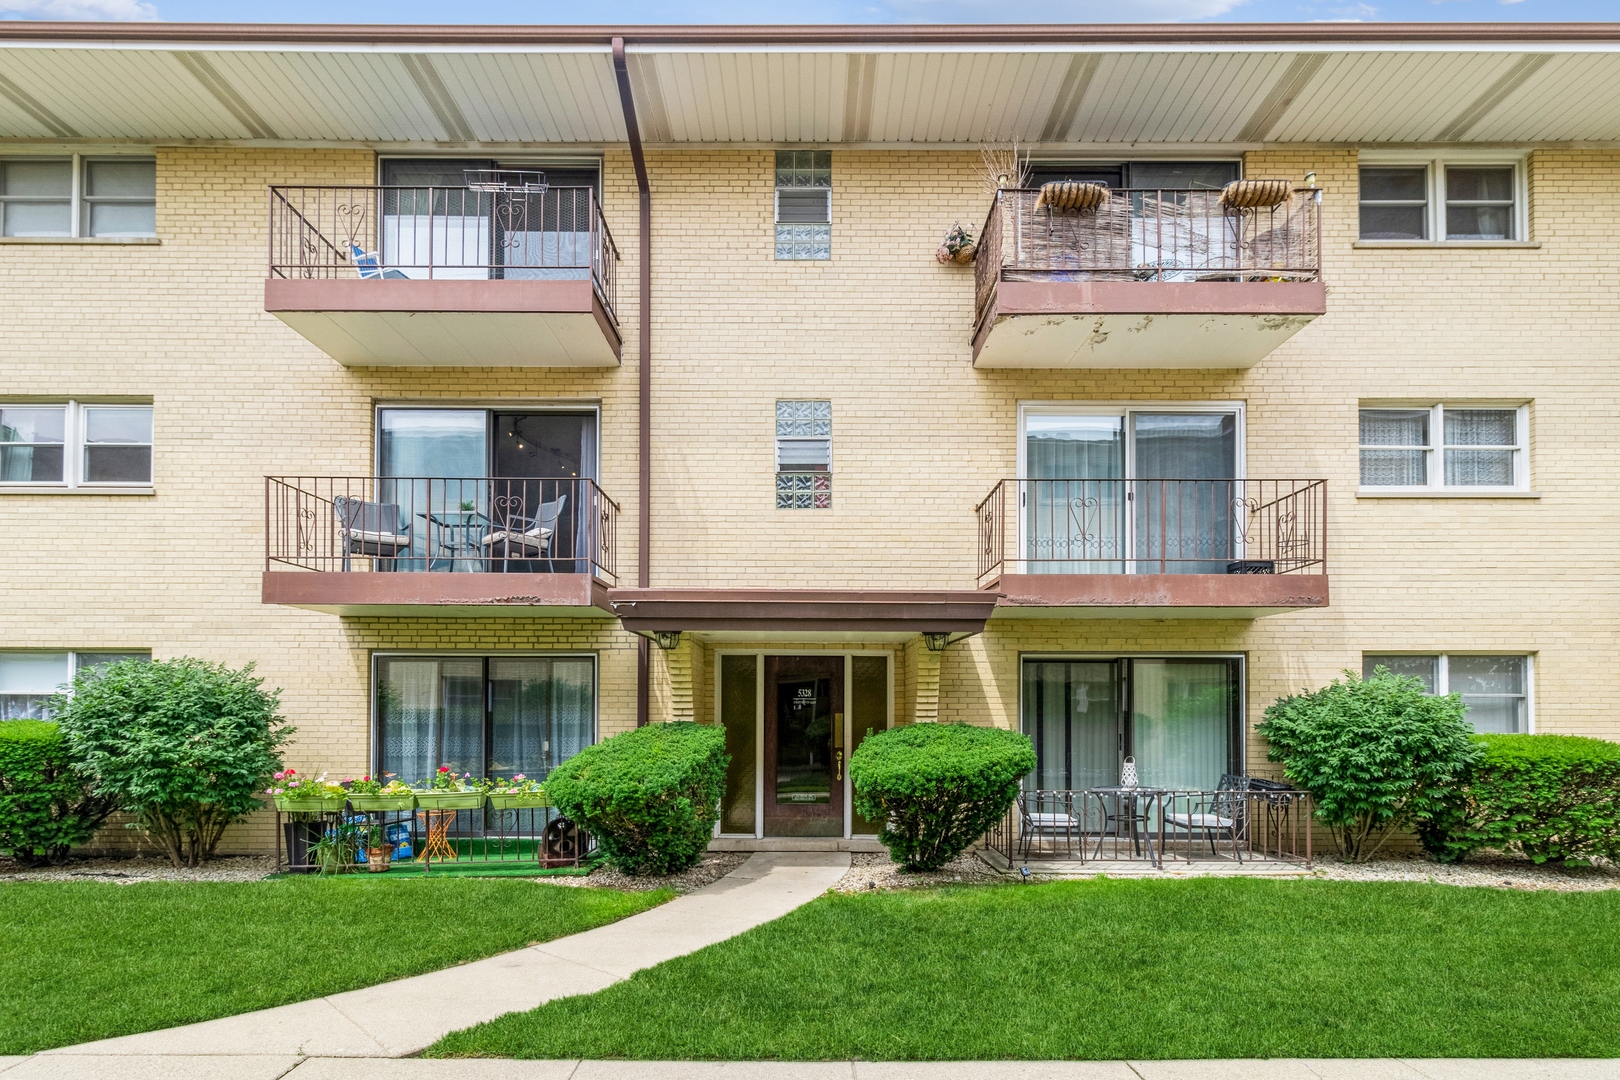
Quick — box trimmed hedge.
[544,722,729,875]
[850,723,1035,871]
[1419,734,1620,864]
[0,721,117,866]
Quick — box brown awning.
[607,588,999,635]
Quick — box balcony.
[972,187,1325,369]
[264,184,620,367]
[977,478,1328,617]
[262,476,619,616]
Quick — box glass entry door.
[763,655,845,838]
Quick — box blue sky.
[0,0,1610,26]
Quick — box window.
[774,151,830,261]
[0,651,150,720]
[1,403,153,487]
[1025,160,1240,191]
[775,400,831,508]
[0,157,155,238]
[374,655,595,781]
[1359,405,1526,490]
[1363,654,1530,734]
[1358,160,1521,242]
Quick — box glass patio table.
[1086,786,1165,867]
[421,509,489,572]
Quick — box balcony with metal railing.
[976,478,1329,616]
[264,183,620,367]
[972,186,1325,369]
[262,475,620,616]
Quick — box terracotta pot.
[366,844,393,872]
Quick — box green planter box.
[347,794,417,812]
[414,791,485,811]
[274,794,347,814]
[487,792,551,810]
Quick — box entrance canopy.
[608,588,998,637]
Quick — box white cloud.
[880,0,1244,20]
[0,0,157,18]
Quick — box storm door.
[763,655,845,838]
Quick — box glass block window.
[1359,404,1525,490]
[776,400,831,509]
[775,151,831,261]
[1363,654,1529,734]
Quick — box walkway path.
[8,852,850,1079]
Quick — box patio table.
[421,509,488,572]
[1086,786,1165,868]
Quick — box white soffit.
[2,34,1620,144]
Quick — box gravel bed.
[0,855,276,884]
[1313,853,1620,892]
[833,850,1008,892]
[532,852,750,894]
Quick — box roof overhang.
[608,587,1000,635]
[4,23,1620,146]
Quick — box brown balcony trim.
[265,278,619,335]
[989,573,1329,617]
[262,571,615,616]
[608,587,1000,634]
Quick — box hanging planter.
[273,794,347,814]
[348,793,416,812]
[1034,181,1109,213]
[1220,178,1293,209]
[414,790,487,811]
[935,222,977,265]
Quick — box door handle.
[836,748,844,783]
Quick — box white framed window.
[776,400,831,509]
[1358,404,1527,492]
[1362,654,1531,734]
[1,402,153,489]
[1358,155,1525,242]
[0,156,156,239]
[774,151,831,261]
[0,651,150,720]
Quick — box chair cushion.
[1025,812,1078,829]
[481,526,553,550]
[345,529,411,547]
[1164,812,1234,829]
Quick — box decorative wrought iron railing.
[267,184,619,322]
[974,186,1322,331]
[976,478,1326,585]
[266,475,618,583]
[274,803,590,875]
[983,787,1314,868]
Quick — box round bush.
[1419,734,1620,864]
[849,722,1035,871]
[543,722,729,876]
[0,721,117,866]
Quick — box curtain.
[1021,661,1119,792]
[380,159,493,280]
[1359,409,1429,486]
[1443,409,1516,486]
[1130,659,1235,792]
[1025,415,1125,573]
[1131,413,1237,573]
[377,658,484,784]
[377,409,488,571]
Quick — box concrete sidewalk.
[1,1058,1613,1079]
[13,852,849,1077]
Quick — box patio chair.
[1164,773,1250,862]
[480,493,567,570]
[333,496,413,571]
[1017,792,1081,859]
[349,242,408,280]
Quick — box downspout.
[613,36,653,727]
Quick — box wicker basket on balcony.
[1220,178,1294,210]
[1034,181,1109,213]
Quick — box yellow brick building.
[0,23,1613,856]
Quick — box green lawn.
[430,877,1620,1061]
[0,876,669,1055]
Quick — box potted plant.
[363,822,394,872]
[266,769,348,814]
[935,222,977,265]
[413,765,488,810]
[487,774,550,810]
[308,820,364,875]
[346,773,416,812]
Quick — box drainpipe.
[613,36,653,727]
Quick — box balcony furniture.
[1088,786,1165,867]
[1017,791,1081,859]
[422,509,489,573]
[333,496,413,571]
[480,493,567,571]
[1164,774,1251,862]
[1226,560,1277,574]
[348,242,408,280]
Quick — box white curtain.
[1131,659,1235,792]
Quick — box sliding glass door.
[1021,657,1240,794]
[1022,407,1239,574]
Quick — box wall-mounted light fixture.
[653,630,683,650]
[922,632,951,652]
[1304,171,1317,188]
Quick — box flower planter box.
[274,795,347,814]
[347,794,417,812]
[413,791,485,811]
[487,792,551,810]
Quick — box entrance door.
[763,655,844,837]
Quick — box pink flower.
[273,771,286,780]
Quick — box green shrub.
[54,658,291,868]
[1419,734,1620,864]
[0,721,117,866]
[849,723,1035,871]
[1257,668,1480,862]
[543,722,729,875]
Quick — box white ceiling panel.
[3,49,251,139]
[1269,52,1524,143]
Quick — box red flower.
[438,765,450,773]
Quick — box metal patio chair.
[1164,773,1250,862]
[480,493,567,571]
[333,496,413,571]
